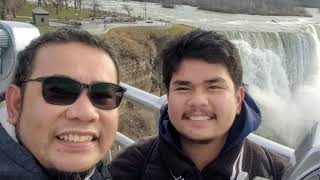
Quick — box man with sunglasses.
[0,28,126,179]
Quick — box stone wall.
[103,26,192,139]
[104,28,164,139]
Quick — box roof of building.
[32,7,49,15]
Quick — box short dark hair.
[161,29,243,90]
[14,28,119,87]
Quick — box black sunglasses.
[22,76,126,110]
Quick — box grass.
[9,2,93,34]
[106,24,194,37]
[36,26,51,34]
[11,16,32,22]
[166,24,195,34]
[16,2,91,21]
[11,2,194,35]
[15,3,35,17]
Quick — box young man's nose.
[65,91,99,122]
[186,93,209,108]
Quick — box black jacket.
[0,124,112,180]
[109,93,290,180]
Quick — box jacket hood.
[159,92,261,154]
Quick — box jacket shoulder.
[244,139,290,180]
[0,154,48,180]
[108,136,158,180]
[0,126,49,180]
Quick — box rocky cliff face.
[104,26,192,139]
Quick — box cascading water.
[221,25,320,148]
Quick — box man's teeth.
[189,116,210,121]
[58,134,93,142]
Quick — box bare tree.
[74,0,77,12]
[72,0,82,19]
[48,0,63,15]
[0,0,24,19]
[63,0,70,9]
[79,0,82,14]
[122,4,133,17]
[7,0,24,18]
[90,0,101,17]
[37,0,49,7]
[0,0,7,20]
[39,0,48,7]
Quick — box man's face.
[167,58,244,143]
[7,42,118,172]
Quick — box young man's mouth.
[183,111,217,121]
[186,115,211,121]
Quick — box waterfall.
[220,25,320,148]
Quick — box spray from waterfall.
[229,26,320,148]
[292,24,320,142]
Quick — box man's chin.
[45,165,96,180]
[181,134,216,145]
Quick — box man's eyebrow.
[172,78,226,86]
[204,77,226,84]
[172,80,191,86]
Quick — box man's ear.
[5,85,23,126]
[166,89,169,100]
[236,86,245,114]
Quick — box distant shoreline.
[131,0,313,17]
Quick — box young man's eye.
[175,87,190,91]
[208,85,223,90]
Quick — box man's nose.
[186,91,209,108]
[65,91,99,122]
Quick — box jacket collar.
[158,136,244,179]
[0,124,44,173]
[90,162,113,180]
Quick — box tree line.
[0,0,104,20]
[135,0,319,16]
[0,0,25,20]
[196,0,314,16]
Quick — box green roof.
[32,7,49,15]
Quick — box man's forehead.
[31,42,117,83]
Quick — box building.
[32,7,49,26]
[161,0,175,8]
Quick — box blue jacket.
[109,93,288,180]
[0,124,112,180]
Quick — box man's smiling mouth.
[57,134,96,143]
[186,116,211,121]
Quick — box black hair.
[161,29,243,90]
[14,28,119,87]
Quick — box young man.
[0,28,126,180]
[108,30,289,180]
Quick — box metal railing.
[111,82,295,162]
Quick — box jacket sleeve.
[108,137,157,180]
[265,149,290,180]
[245,139,290,180]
